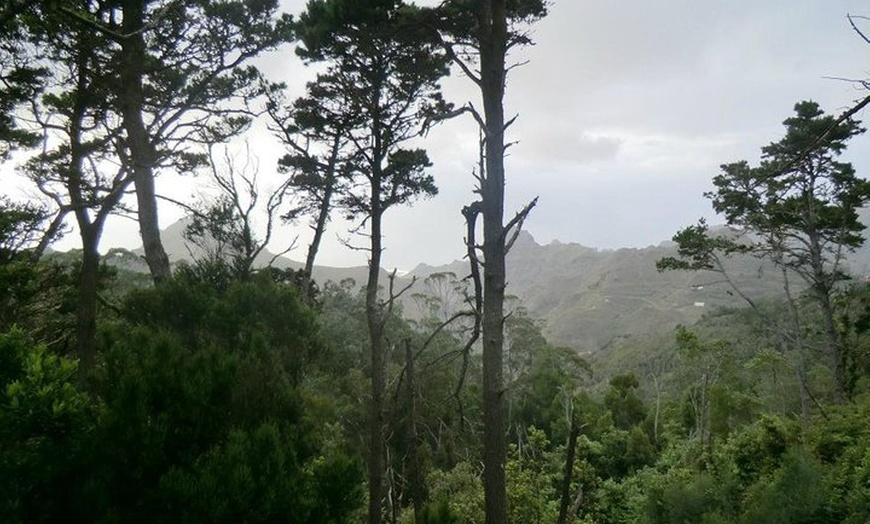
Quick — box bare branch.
[505,59,530,74]
[504,197,538,254]
[453,200,484,425]
[848,13,870,45]
[466,102,488,135]
[385,270,417,318]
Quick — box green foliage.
[0,329,95,524]
[711,101,868,259]
[294,0,450,222]
[419,498,462,524]
[605,373,648,430]
[433,0,549,48]
[120,269,320,384]
[0,270,363,523]
[0,1,45,157]
[659,100,870,399]
[0,198,75,339]
[656,218,747,273]
[159,424,362,524]
[740,448,824,524]
[642,471,730,524]
[91,272,362,523]
[426,462,486,524]
[507,427,560,524]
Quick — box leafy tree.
[266,70,356,301]
[13,2,132,370]
[712,101,868,398]
[663,101,870,400]
[294,2,451,522]
[739,448,824,524]
[604,373,648,431]
[0,197,61,264]
[54,0,293,283]
[89,270,361,523]
[0,199,54,332]
[0,1,45,158]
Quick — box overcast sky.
[42,0,870,270]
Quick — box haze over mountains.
[107,214,870,353]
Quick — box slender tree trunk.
[797,363,810,430]
[816,287,846,399]
[302,194,329,296]
[367,190,386,524]
[302,137,340,301]
[652,373,661,444]
[557,422,580,524]
[404,338,424,523]
[479,1,510,522]
[119,0,171,283]
[782,268,812,426]
[30,210,69,263]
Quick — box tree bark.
[479,1,510,522]
[302,136,341,302]
[119,0,171,284]
[367,177,386,524]
[404,338,424,523]
[816,286,846,399]
[557,423,581,524]
[76,228,100,372]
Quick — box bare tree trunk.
[478,1,510,522]
[119,0,171,284]
[557,423,580,524]
[652,373,661,444]
[797,364,810,430]
[404,338,424,523]
[367,188,386,524]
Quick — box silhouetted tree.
[58,0,293,283]
[295,1,451,522]
[425,1,548,521]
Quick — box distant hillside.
[128,217,380,286]
[409,231,804,352]
[107,214,870,353]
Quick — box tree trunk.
[302,136,340,302]
[557,423,580,524]
[75,226,100,372]
[479,1,509,522]
[404,338,424,523]
[816,287,846,399]
[367,190,385,524]
[119,0,171,284]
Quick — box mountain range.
[107,215,870,353]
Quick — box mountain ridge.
[105,215,870,352]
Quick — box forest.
[2,1,870,523]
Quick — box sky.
[22,0,870,270]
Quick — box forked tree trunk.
[119,0,171,284]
